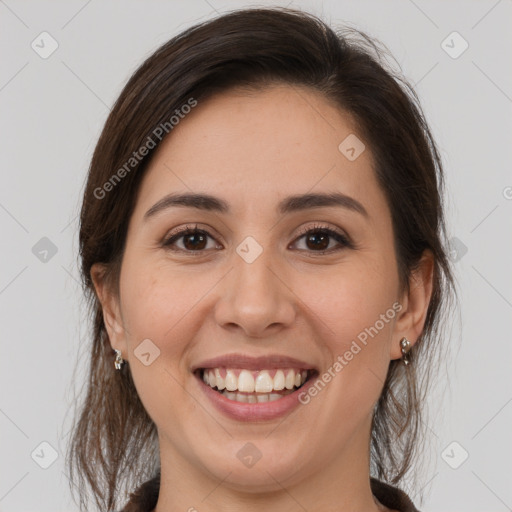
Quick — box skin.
[92,84,433,512]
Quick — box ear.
[90,263,128,355]
[391,249,435,360]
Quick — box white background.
[0,0,511,510]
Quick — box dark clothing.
[120,474,420,511]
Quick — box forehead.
[133,84,386,222]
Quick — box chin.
[200,439,310,492]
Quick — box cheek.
[294,260,398,410]
[120,260,200,344]
[299,263,397,342]
[118,262,206,424]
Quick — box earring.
[400,337,411,366]
[114,349,125,370]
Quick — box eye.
[162,224,220,253]
[291,223,352,255]
[162,223,353,255]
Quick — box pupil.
[184,233,206,250]
[307,233,328,250]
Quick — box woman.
[66,7,455,512]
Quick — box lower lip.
[194,371,318,422]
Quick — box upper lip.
[191,353,318,372]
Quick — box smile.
[192,353,319,420]
[200,368,309,403]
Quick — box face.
[94,84,430,496]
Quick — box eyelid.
[294,222,349,241]
[166,223,208,238]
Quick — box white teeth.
[220,389,293,403]
[238,370,255,392]
[285,370,295,390]
[202,367,309,394]
[214,368,225,390]
[225,370,238,391]
[255,370,273,393]
[273,370,285,390]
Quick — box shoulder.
[120,474,420,512]
[119,473,160,512]
[370,477,421,512]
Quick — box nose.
[214,247,297,338]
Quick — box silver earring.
[114,349,125,370]
[400,337,411,366]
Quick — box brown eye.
[163,226,217,253]
[180,231,208,251]
[303,231,330,251]
[163,223,352,256]
[292,224,352,255]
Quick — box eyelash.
[162,223,353,256]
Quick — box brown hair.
[66,6,456,511]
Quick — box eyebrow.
[143,191,369,220]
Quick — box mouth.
[191,353,320,420]
[194,367,318,404]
